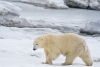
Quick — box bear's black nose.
[33,48,36,51]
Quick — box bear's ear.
[41,37,44,41]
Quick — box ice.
[64,0,88,8]
[80,20,100,35]
[0,1,21,16]
[89,0,100,10]
[64,0,100,10]
[20,0,69,9]
[3,0,100,10]
[0,1,31,29]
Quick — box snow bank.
[0,27,60,39]
[0,1,30,29]
[3,0,100,10]
[20,0,69,9]
[0,19,78,33]
[64,0,88,9]
[0,1,21,16]
[0,17,30,28]
[80,20,100,35]
[64,0,100,10]
[89,0,100,10]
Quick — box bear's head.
[33,36,45,51]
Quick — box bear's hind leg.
[79,51,93,66]
[62,54,76,65]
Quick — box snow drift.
[64,0,88,9]
[0,1,21,16]
[0,19,78,33]
[80,20,100,35]
[64,0,100,10]
[2,0,100,10]
[0,27,60,39]
[89,0,100,10]
[20,0,69,9]
[0,1,31,28]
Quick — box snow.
[64,0,100,10]
[2,0,100,10]
[0,26,61,39]
[0,0,100,67]
[0,1,21,16]
[80,20,100,35]
[0,1,30,29]
[0,30,100,67]
[64,0,88,8]
[89,0,100,10]
[20,0,69,9]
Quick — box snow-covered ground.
[0,1,100,67]
[0,27,100,67]
[0,26,100,67]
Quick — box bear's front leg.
[42,49,52,64]
[42,57,52,65]
[42,55,52,64]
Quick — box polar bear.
[33,33,93,66]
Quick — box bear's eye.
[36,44,38,45]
